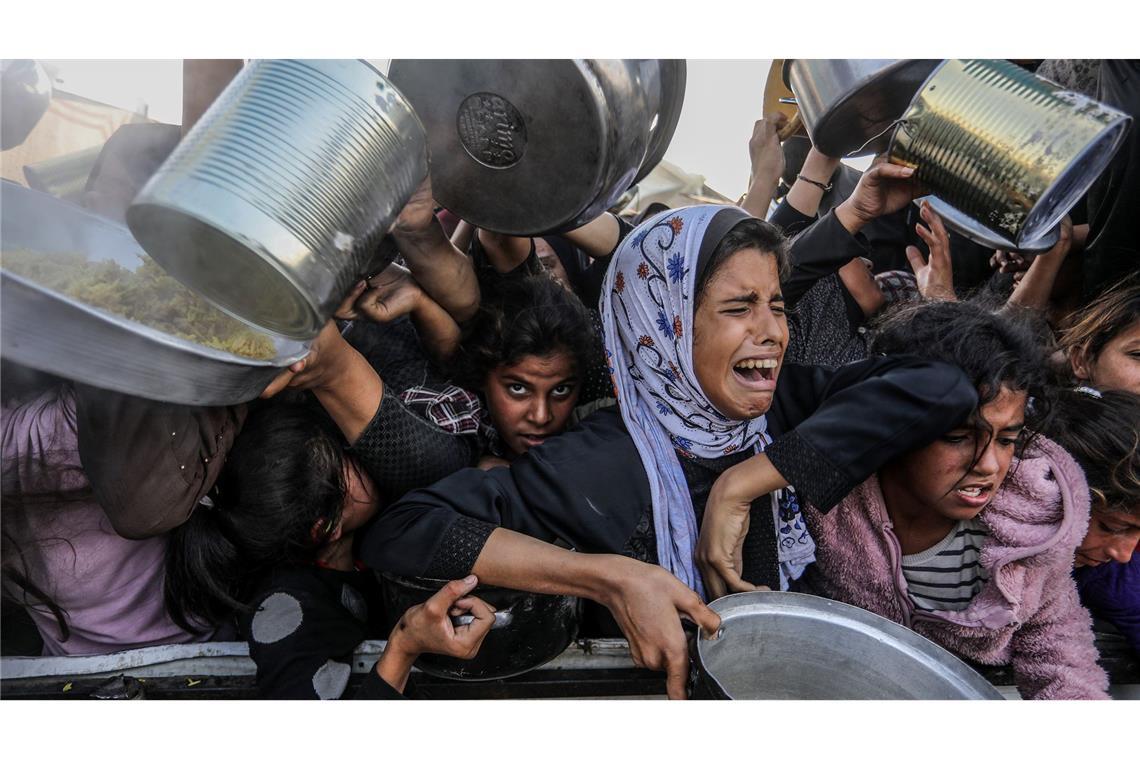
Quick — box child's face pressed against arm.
[879,386,1027,554]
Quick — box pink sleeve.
[1,386,90,499]
[1011,565,1110,700]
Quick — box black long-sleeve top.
[358,356,978,584]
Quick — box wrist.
[583,554,639,607]
[834,200,868,235]
[376,634,419,692]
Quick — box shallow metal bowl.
[692,592,1002,699]
[1,182,306,405]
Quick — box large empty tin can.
[889,59,1131,248]
[127,59,427,340]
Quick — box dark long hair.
[1045,388,1140,516]
[871,299,1054,456]
[1,523,71,642]
[451,274,600,391]
[164,402,351,632]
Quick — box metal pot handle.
[450,609,514,630]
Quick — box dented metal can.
[889,59,1132,248]
[127,59,427,340]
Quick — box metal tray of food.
[916,196,1061,254]
[1,181,308,406]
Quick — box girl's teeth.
[959,487,981,496]
[735,359,778,370]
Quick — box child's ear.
[1069,347,1092,381]
[310,517,341,545]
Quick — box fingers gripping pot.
[888,59,1132,248]
[380,574,579,681]
[387,59,685,236]
[689,592,1002,699]
[127,59,426,341]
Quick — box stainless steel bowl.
[388,59,685,236]
[1,182,306,406]
[127,59,427,341]
[691,592,1002,699]
[785,59,941,157]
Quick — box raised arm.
[338,262,461,362]
[739,114,787,218]
[391,177,481,323]
[697,356,977,595]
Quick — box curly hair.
[452,274,601,391]
[871,299,1055,452]
[1045,388,1140,516]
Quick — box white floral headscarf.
[599,205,769,596]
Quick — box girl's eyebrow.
[722,292,784,304]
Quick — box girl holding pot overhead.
[357,162,981,698]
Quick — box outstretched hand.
[748,113,788,188]
[836,156,920,234]
[335,263,424,324]
[377,575,496,693]
[391,175,438,236]
[905,200,956,301]
[600,559,721,700]
[259,320,350,399]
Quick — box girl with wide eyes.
[449,274,606,465]
[359,163,987,697]
[802,300,1109,699]
[1044,388,1140,656]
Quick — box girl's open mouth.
[732,359,778,390]
[954,484,992,509]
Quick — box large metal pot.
[784,59,940,157]
[0,181,307,405]
[379,573,579,682]
[387,59,685,236]
[127,59,426,341]
[690,592,1002,699]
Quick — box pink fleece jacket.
[804,435,1109,700]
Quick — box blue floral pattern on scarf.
[599,206,773,597]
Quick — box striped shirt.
[901,519,989,612]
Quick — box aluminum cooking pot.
[127,59,426,341]
[784,59,940,157]
[387,59,686,236]
[690,592,1002,699]
[379,573,579,681]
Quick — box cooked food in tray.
[2,248,277,361]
